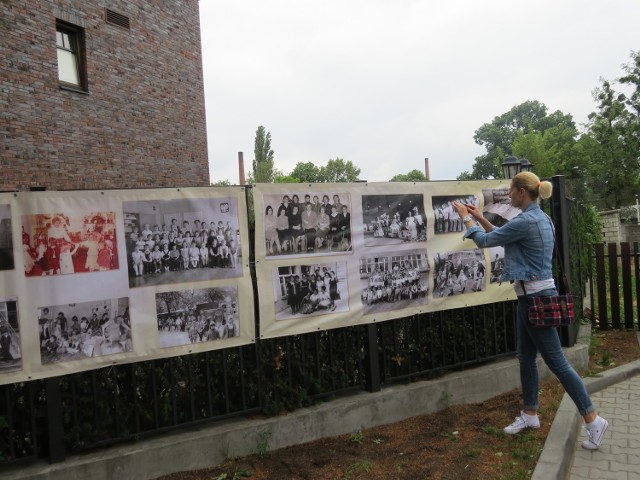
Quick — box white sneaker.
[503,411,540,434]
[582,416,608,450]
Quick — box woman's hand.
[453,201,483,221]
[452,201,469,218]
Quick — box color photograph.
[22,211,118,276]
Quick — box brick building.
[0,0,209,191]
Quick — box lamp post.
[501,155,534,179]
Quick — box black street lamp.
[501,155,534,179]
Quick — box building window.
[56,21,86,91]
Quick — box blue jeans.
[517,287,594,416]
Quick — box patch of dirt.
[154,329,639,480]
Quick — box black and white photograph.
[0,204,14,271]
[488,246,505,283]
[359,249,430,314]
[361,194,426,246]
[155,286,239,348]
[432,249,486,297]
[0,297,21,372]
[37,297,131,365]
[482,187,521,227]
[22,212,119,276]
[272,261,349,319]
[123,197,242,288]
[432,195,480,234]
[263,191,352,257]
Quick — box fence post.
[364,323,381,392]
[551,175,577,347]
[44,377,66,463]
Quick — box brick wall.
[600,210,621,244]
[0,0,208,190]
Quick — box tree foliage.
[389,169,428,182]
[459,101,576,180]
[211,179,232,187]
[289,162,321,183]
[251,126,275,183]
[285,158,361,183]
[580,51,640,209]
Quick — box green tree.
[211,179,232,187]
[251,126,275,183]
[579,50,640,210]
[319,158,361,183]
[459,101,576,179]
[290,162,321,183]
[390,169,427,182]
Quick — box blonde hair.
[512,172,552,200]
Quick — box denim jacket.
[463,202,554,283]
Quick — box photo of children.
[22,212,118,276]
[0,204,14,271]
[262,192,352,256]
[359,249,430,314]
[123,197,242,288]
[272,262,349,320]
[0,297,21,373]
[37,297,131,365]
[361,194,426,246]
[432,195,480,234]
[432,249,486,297]
[155,286,239,348]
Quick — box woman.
[276,206,290,253]
[452,172,608,450]
[288,205,304,253]
[264,206,280,254]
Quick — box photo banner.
[253,180,517,339]
[0,187,255,385]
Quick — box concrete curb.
[531,332,640,480]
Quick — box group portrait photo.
[0,297,21,373]
[359,248,430,314]
[272,261,349,320]
[22,211,119,277]
[432,249,487,298]
[37,297,131,364]
[361,194,426,246]
[0,204,14,271]
[262,191,352,257]
[155,286,239,349]
[123,197,242,288]
[432,194,480,234]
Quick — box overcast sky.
[199,0,639,184]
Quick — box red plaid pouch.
[526,295,575,328]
